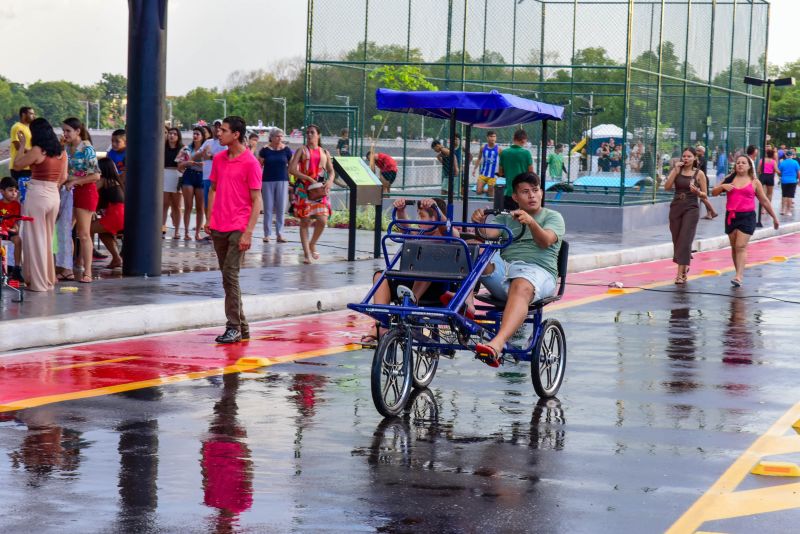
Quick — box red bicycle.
[0,214,33,303]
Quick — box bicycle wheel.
[531,319,566,398]
[371,327,413,417]
[412,327,439,389]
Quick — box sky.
[1,0,797,96]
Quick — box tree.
[26,81,85,125]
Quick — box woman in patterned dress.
[62,117,101,283]
[288,124,334,264]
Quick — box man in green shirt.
[547,143,565,181]
[470,172,565,365]
[498,129,533,209]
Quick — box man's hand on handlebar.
[511,209,534,226]
[392,198,411,211]
[471,208,486,224]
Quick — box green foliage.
[327,207,390,231]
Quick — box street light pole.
[214,98,227,118]
[78,100,90,126]
[272,97,287,133]
[95,100,100,130]
[335,95,350,131]
[166,99,173,126]
[744,75,795,227]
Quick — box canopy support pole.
[447,109,457,227]
[540,120,549,207]
[461,124,473,222]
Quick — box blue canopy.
[376,89,564,127]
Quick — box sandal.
[184,234,192,241]
[79,275,92,284]
[474,343,501,368]
[360,322,383,347]
[277,235,288,243]
[731,279,742,288]
[262,237,270,243]
[57,272,76,282]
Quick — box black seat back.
[555,240,569,297]
[397,241,478,279]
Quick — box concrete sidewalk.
[2,202,799,353]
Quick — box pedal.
[396,285,417,304]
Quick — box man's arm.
[204,182,216,234]
[512,210,558,248]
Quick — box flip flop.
[79,275,92,284]
[277,236,288,243]
[474,343,501,368]
[731,279,742,288]
[57,272,76,281]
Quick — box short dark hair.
[431,139,442,149]
[746,144,758,157]
[19,107,33,119]
[0,176,18,190]
[513,129,528,142]
[486,130,496,137]
[112,129,126,138]
[248,133,259,140]
[30,118,63,157]
[416,197,447,217]
[512,172,541,192]
[556,143,563,150]
[223,116,247,142]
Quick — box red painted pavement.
[1,233,798,411]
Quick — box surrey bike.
[348,203,568,417]
[0,213,33,303]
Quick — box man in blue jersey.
[473,130,502,197]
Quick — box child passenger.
[361,197,458,345]
[0,176,23,281]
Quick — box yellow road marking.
[0,344,360,413]
[666,400,800,532]
[50,356,141,371]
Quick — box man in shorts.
[473,130,501,196]
[470,172,565,366]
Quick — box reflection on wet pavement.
[1,260,799,532]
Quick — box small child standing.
[0,176,24,281]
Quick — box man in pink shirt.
[204,116,264,344]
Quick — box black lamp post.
[743,76,795,227]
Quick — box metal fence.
[305,0,769,206]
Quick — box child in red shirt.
[0,176,23,280]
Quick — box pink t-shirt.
[209,148,262,232]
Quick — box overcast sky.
[1,0,797,96]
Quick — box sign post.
[332,157,383,261]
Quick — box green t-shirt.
[500,145,533,196]
[547,152,564,179]
[496,208,565,280]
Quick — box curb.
[3,223,799,353]
[0,284,373,354]
[567,221,800,273]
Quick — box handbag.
[306,181,326,201]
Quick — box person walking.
[757,147,780,218]
[695,146,718,219]
[257,128,292,243]
[162,127,183,239]
[204,116,263,344]
[289,124,334,264]
[712,155,779,287]
[777,150,799,216]
[62,117,100,283]
[664,147,709,284]
[473,130,501,197]
[10,118,66,291]
[177,127,206,241]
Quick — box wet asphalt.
[1,258,799,533]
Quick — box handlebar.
[475,209,526,242]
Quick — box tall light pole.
[94,100,101,130]
[744,75,795,226]
[78,100,90,126]
[214,98,227,119]
[166,99,173,126]
[335,94,350,131]
[272,97,287,133]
